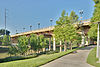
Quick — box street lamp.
[38,22,40,29]
[79,10,85,46]
[50,18,53,26]
[96,22,100,59]
[5,8,7,35]
[23,28,25,32]
[30,25,32,31]
[79,10,83,24]
[16,30,17,34]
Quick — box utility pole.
[5,8,7,35]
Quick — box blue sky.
[0,0,95,35]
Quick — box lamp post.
[38,22,40,29]
[16,30,17,34]
[23,28,25,32]
[50,18,53,26]
[96,22,100,59]
[5,8,7,35]
[30,25,32,31]
[79,10,83,23]
[79,10,85,46]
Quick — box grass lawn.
[0,48,79,67]
[87,47,100,67]
[0,47,9,59]
[0,52,9,59]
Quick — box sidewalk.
[40,46,95,67]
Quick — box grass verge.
[0,47,80,67]
[87,47,100,67]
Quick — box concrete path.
[40,46,95,67]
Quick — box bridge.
[10,21,91,51]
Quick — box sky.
[0,0,95,35]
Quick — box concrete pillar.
[60,41,62,52]
[53,37,56,51]
[85,36,89,46]
[43,48,46,52]
[81,30,85,46]
[49,38,51,51]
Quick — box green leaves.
[88,23,97,39]
[88,0,100,40]
[2,35,10,46]
[54,10,79,43]
[30,34,37,51]
[38,35,48,48]
[17,36,29,55]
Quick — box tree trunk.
[70,41,72,50]
[64,40,67,51]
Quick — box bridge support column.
[53,37,56,51]
[49,37,51,51]
[81,30,85,46]
[60,41,62,52]
[85,36,89,46]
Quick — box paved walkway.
[40,46,95,67]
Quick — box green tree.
[88,0,100,40]
[36,35,48,52]
[39,35,48,51]
[8,45,18,56]
[69,11,79,23]
[64,23,78,50]
[2,35,10,46]
[17,36,29,55]
[54,10,79,51]
[0,29,10,35]
[30,34,38,52]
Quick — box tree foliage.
[8,45,18,56]
[54,10,80,50]
[88,0,100,39]
[17,36,29,55]
[30,34,38,51]
[0,29,10,35]
[2,35,10,46]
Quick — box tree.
[39,35,48,52]
[88,0,100,40]
[54,10,79,51]
[30,34,38,52]
[17,36,29,55]
[2,35,10,46]
[0,29,10,35]
[8,45,18,56]
[64,24,78,50]
[69,11,79,23]
[88,24,97,40]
